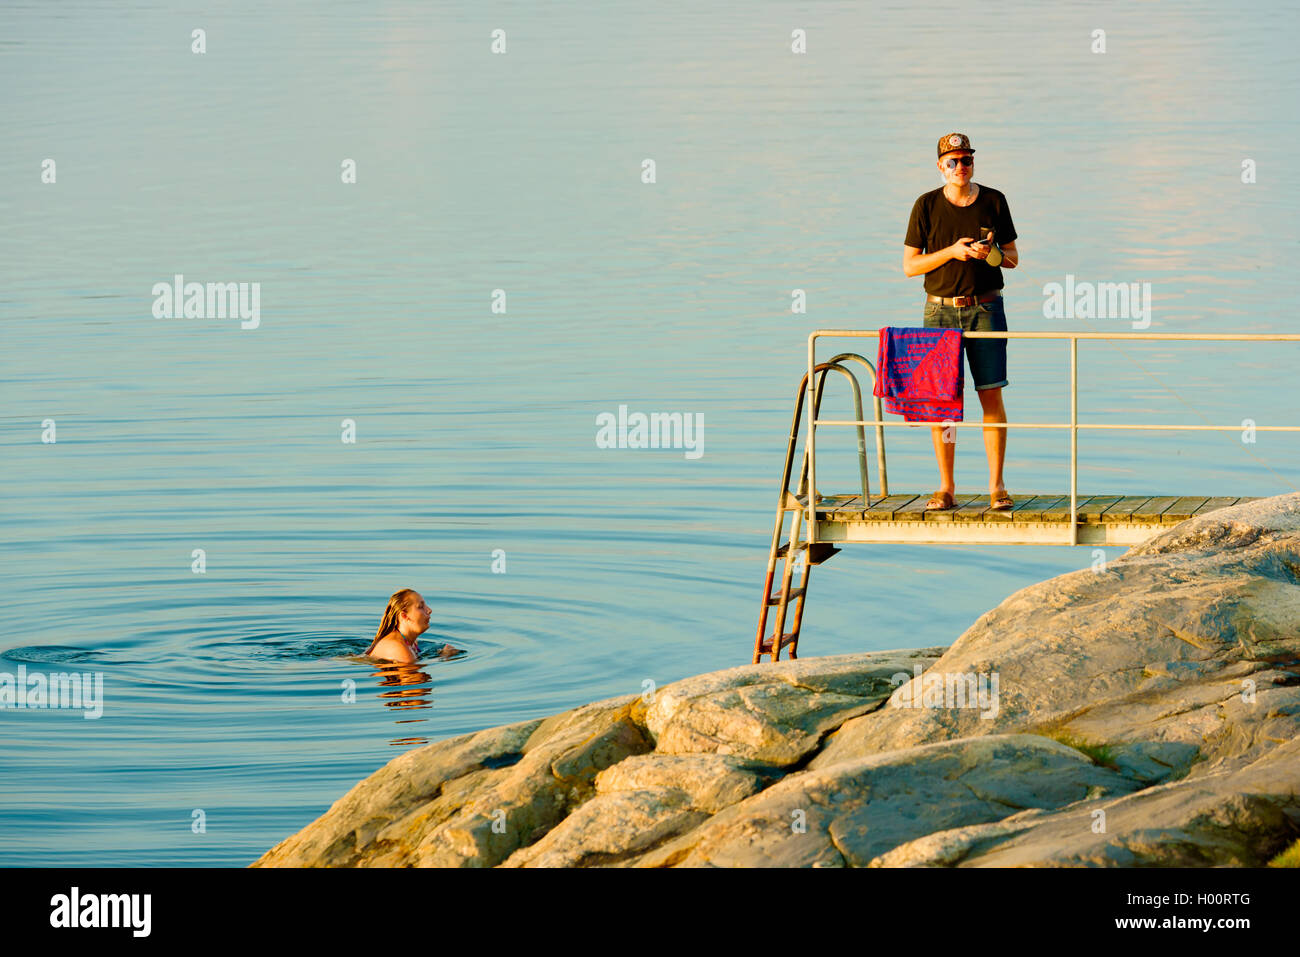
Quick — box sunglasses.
[942,155,974,169]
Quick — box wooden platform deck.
[799,493,1256,546]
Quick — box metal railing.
[806,331,1300,546]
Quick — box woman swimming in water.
[365,588,461,664]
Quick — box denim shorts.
[922,295,1009,391]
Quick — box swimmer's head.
[365,588,429,655]
[401,592,432,637]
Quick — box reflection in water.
[369,660,435,747]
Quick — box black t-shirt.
[905,184,1018,297]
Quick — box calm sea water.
[2,1,1298,866]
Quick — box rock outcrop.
[254,493,1300,867]
[810,494,1300,778]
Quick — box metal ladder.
[752,354,888,663]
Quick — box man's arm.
[903,240,976,277]
[998,240,1018,269]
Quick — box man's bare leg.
[929,423,956,500]
[977,386,1007,497]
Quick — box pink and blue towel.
[872,327,964,423]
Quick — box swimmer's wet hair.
[365,588,420,656]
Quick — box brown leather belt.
[928,291,1001,308]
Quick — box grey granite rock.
[810,493,1300,779]
[872,735,1300,867]
[633,734,1140,867]
[644,648,946,765]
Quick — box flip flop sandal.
[990,493,1014,510]
[925,491,956,511]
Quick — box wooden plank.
[862,494,919,520]
[977,491,1038,522]
[953,495,994,522]
[1037,496,1076,523]
[927,493,982,522]
[1008,495,1066,522]
[894,494,942,522]
[793,491,849,509]
[1077,495,1124,522]
[1162,497,1209,523]
[818,495,863,522]
[1101,496,1154,523]
[818,494,862,519]
[1192,496,1238,516]
[816,493,857,509]
[1130,496,1179,522]
[808,493,851,520]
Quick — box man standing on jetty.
[903,132,1019,512]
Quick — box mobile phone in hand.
[982,227,1003,266]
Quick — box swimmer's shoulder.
[370,634,415,664]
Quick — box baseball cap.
[937,132,975,157]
